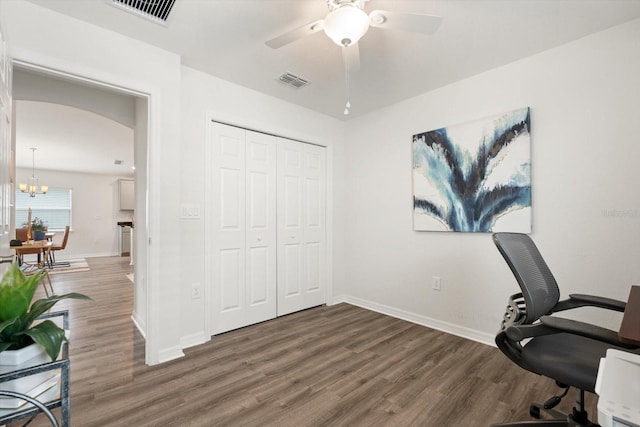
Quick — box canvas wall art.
[412,107,531,232]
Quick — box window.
[15,187,72,231]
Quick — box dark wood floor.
[13,256,597,426]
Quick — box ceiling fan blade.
[369,10,442,35]
[342,44,360,73]
[265,19,325,49]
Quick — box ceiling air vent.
[277,72,310,89]
[114,159,124,165]
[110,0,176,24]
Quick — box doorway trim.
[10,56,156,364]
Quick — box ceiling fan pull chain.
[344,56,350,115]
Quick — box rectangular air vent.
[111,0,176,24]
[277,72,310,89]
[114,159,123,165]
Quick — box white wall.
[13,68,136,128]
[337,18,640,343]
[179,65,346,347]
[4,0,639,365]
[15,167,133,258]
[1,0,182,364]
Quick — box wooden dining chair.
[49,226,70,267]
[14,227,40,264]
[15,227,28,242]
[21,245,54,297]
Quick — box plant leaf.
[0,317,17,335]
[0,288,29,322]
[0,317,28,348]
[0,262,23,288]
[25,293,93,325]
[0,263,42,322]
[24,320,66,361]
[15,270,43,306]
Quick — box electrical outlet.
[432,276,442,291]
[191,283,201,299]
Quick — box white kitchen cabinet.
[119,179,135,211]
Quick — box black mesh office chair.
[492,232,640,426]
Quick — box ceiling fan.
[265,0,442,72]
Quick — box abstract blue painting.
[412,107,531,232]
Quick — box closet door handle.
[257,237,262,242]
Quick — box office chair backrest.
[493,233,560,324]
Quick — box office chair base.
[491,408,600,427]
[492,421,571,426]
[493,392,599,427]
[530,402,566,420]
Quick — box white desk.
[596,349,640,427]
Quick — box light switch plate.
[180,203,201,219]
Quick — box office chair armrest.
[539,315,637,349]
[554,294,626,312]
[505,323,557,341]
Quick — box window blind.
[15,187,72,231]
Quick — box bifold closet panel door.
[276,138,326,316]
[244,130,277,327]
[211,123,277,334]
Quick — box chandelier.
[19,148,48,197]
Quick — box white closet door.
[211,124,277,334]
[244,130,277,327]
[211,123,247,334]
[277,138,326,316]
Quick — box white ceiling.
[15,101,135,176]
[13,0,640,175]
[25,0,640,120]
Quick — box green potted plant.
[29,217,47,241]
[0,262,91,362]
[0,263,90,408]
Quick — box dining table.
[12,240,53,265]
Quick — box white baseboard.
[180,332,208,349]
[331,294,495,347]
[130,312,146,339]
[57,252,116,260]
[131,313,185,365]
[157,346,185,364]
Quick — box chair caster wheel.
[530,405,540,419]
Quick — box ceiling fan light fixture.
[323,4,370,47]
